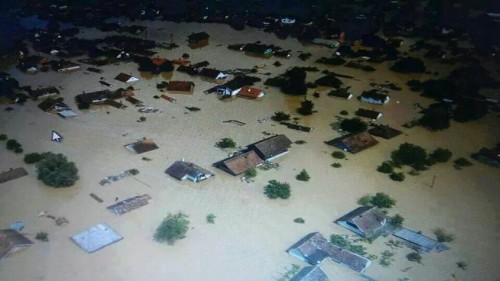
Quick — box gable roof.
[0,229,33,260]
[291,264,329,281]
[220,150,264,175]
[250,134,292,160]
[237,86,265,99]
[71,224,123,253]
[124,139,159,154]
[288,232,371,273]
[107,194,151,215]
[30,87,60,99]
[326,131,379,154]
[336,206,389,236]
[355,108,382,120]
[166,81,194,93]
[166,161,213,181]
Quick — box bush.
[294,140,307,145]
[406,252,422,263]
[454,157,473,168]
[377,161,394,173]
[331,151,346,159]
[36,153,79,188]
[216,138,236,149]
[389,172,405,182]
[128,169,139,176]
[370,192,396,209]
[206,213,216,224]
[297,99,315,115]
[390,57,426,73]
[380,250,394,267]
[154,212,190,244]
[391,143,428,170]
[0,134,7,141]
[340,110,349,116]
[331,163,342,168]
[245,168,257,178]
[358,195,372,206]
[271,111,291,121]
[433,228,455,242]
[24,153,45,164]
[293,217,305,223]
[264,180,291,199]
[457,261,468,270]
[296,169,310,181]
[340,118,367,133]
[430,148,452,162]
[6,139,22,151]
[391,214,404,227]
[14,147,23,154]
[35,232,49,242]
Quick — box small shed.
[71,224,123,253]
[0,229,33,260]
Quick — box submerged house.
[71,224,123,253]
[368,125,402,140]
[215,150,264,176]
[355,108,383,120]
[359,91,390,105]
[29,87,60,100]
[198,68,227,82]
[393,228,448,253]
[114,73,140,84]
[287,232,371,273]
[166,81,195,94]
[248,134,293,161]
[0,229,33,260]
[107,194,151,215]
[335,206,390,239]
[38,97,79,118]
[166,161,214,182]
[124,139,159,154]
[471,147,500,167]
[290,264,329,281]
[188,32,209,49]
[326,131,379,154]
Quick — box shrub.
[0,134,7,141]
[35,232,49,242]
[6,139,21,151]
[296,169,310,181]
[36,153,79,188]
[391,214,404,227]
[293,217,305,223]
[128,169,139,176]
[370,192,396,209]
[377,161,394,173]
[142,157,152,161]
[457,261,468,270]
[390,172,405,182]
[340,118,367,133]
[425,157,437,166]
[14,147,23,154]
[139,116,146,122]
[406,252,422,263]
[433,228,455,242]
[245,168,257,178]
[24,153,45,164]
[271,111,291,121]
[380,250,394,267]
[454,157,473,168]
[391,143,428,170]
[206,213,216,224]
[297,99,315,115]
[216,138,236,149]
[358,195,372,206]
[331,163,342,168]
[430,148,452,162]
[264,180,291,199]
[331,151,346,159]
[340,110,349,116]
[154,212,190,244]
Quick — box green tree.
[297,99,315,115]
[293,217,305,223]
[389,172,405,182]
[391,143,428,170]
[370,192,396,209]
[331,151,346,159]
[154,212,190,244]
[264,180,291,199]
[35,232,49,242]
[407,252,422,263]
[24,153,45,164]
[430,148,452,162]
[296,169,310,181]
[216,138,236,149]
[391,214,404,227]
[433,228,455,242]
[6,139,21,151]
[377,161,394,173]
[419,104,450,131]
[0,134,7,141]
[281,67,307,95]
[358,195,372,206]
[36,153,79,188]
[340,118,367,133]
[206,213,216,224]
[245,168,257,178]
[271,111,291,121]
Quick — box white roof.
[71,224,123,253]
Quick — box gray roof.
[250,134,292,160]
[107,194,151,215]
[0,229,33,259]
[0,167,28,184]
[71,224,123,253]
[166,161,213,181]
[336,206,388,236]
[221,150,264,175]
[291,265,329,281]
[393,228,444,253]
[288,232,371,273]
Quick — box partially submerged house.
[335,206,390,239]
[290,264,329,281]
[124,139,159,154]
[198,68,227,82]
[234,86,265,99]
[29,87,60,100]
[107,194,151,215]
[0,229,33,260]
[71,224,123,253]
[355,108,383,120]
[328,88,353,100]
[368,125,402,140]
[166,81,194,94]
[248,134,292,161]
[215,150,264,176]
[393,228,448,253]
[359,91,389,105]
[242,43,275,57]
[114,73,140,84]
[325,131,379,154]
[38,97,79,118]
[188,32,209,49]
[0,168,28,184]
[471,147,500,167]
[287,232,371,274]
[165,161,214,182]
[312,38,341,48]
[53,60,80,72]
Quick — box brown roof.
[0,168,28,184]
[250,134,292,160]
[166,81,194,94]
[238,86,264,99]
[222,150,264,175]
[336,206,389,236]
[0,229,33,259]
[329,131,378,154]
[152,57,169,66]
[124,139,159,154]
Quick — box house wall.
[337,221,365,237]
[287,249,311,264]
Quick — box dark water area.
[0,13,24,54]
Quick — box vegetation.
[294,140,307,145]
[331,162,342,168]
[295,169,310,181]
[433,228,455,243]
[281,67,308,96]
[340,110,348,116]
[37,153,79,188]
[370,192,396,209]
[390,172,405,182]
[278,264,301,281]
[128,169,139,176]
[380,250,395,267]
[390,214,405,227]
[6,139,22,153]
[216,138,237,149]
[293,217,305,224]
[297,99,315,115]
[340,118,367,133]
[454,157,473,169]
[377,161,394,174]
[331,151,346,159]
[457,261,468,270]
[154,212,190,244]
[430,148,453,163]
[35,232,49,242]
[264,180,291,199]
[407,252,422,263]
[391,143,428,170]
[358,195,372,206]
[206,213,216,224]
[390,57,426,73]
[419,103,450,131]
[24,152,45,164]
[0,134,7,141]
[316,56,346,65]
[271,111,291,122]
[245,168,257,178]
[330,234,367,255]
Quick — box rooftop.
[71,224,123,253]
